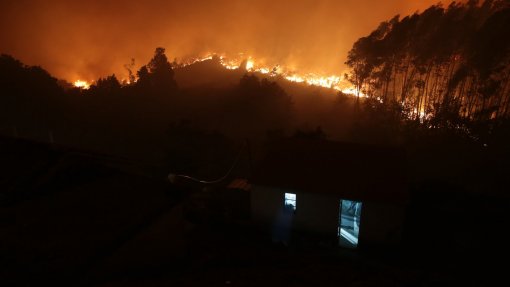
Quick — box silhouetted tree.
[133,47,178,98]
[237,74,293,132]
[0,54,62,133]
[346,0,510,129]
[147,47,178,92]
[124,58,136,85]
[90,74,121,96]
[136,65,150,88]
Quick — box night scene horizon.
[1,0,509,286]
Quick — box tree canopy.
[137,47,178,93]
[346,0,510,126]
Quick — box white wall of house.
[251,185,407,247]
[251,186,339,235]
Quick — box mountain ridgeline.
[1,1,509,190]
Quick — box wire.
[168,141,247,185]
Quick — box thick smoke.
[0,0,451,82]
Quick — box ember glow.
[245,59,255,71]
[73,80,90,89]
[0,0,449,86]
[182,54,363,96]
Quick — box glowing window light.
[284,193,297,210]
[338,199,362,248]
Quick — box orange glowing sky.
[0,0,453,83]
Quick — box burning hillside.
[74,53,361,96]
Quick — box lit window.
[338,199,362,248]
[284,193,296,210]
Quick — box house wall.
[292,191,339,235]
[251,186,338,236]
[251,185,407,247]
[250,186,285,228]
[358,202,406,247]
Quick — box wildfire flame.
[180,54,363,97]
[245,59,255,70]
[74,80,90,89]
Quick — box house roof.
[227,178,251,191]
[251,139,409,203]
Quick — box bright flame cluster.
[181,54,362,96]
[73,80,90,89]
[73,54,362,97]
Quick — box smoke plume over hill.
[0,0,449,82]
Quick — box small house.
[249,139,409,249]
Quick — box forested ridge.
[1,1,509,194]
[347,0,510,125]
